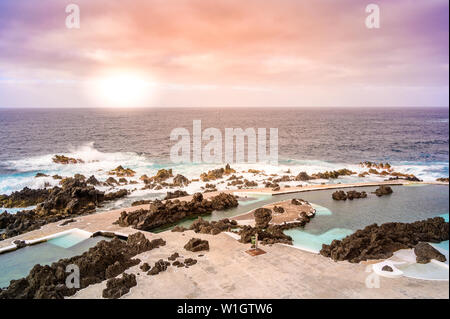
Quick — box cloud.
[0,0,448,107]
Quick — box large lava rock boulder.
[332,191,347,200]
[102,273,137,299]
[414,242,446,264]
[374,185,393,197]
[253,208,272,228]
[295,172,312,181]
[184,238,209,252]
[346,190,367,200]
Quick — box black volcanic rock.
[374,185,393,197]
[86,175,100,186]
[332,190,347,200]
[189,217,238,235]
[102,273,137,299]
[414,242,446,264]
[320,217,449,263]
[114,192,238,231]
[184,238,209,252]
[164,190,189,200]
[0,187,50,208]
[0,232,165,299]
[332,190,367,200]
[253,208,272,228]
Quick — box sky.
[0,0,448,108]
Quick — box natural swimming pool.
[154,185,449,253]
[0,233,112,288]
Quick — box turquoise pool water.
[153,185,449,254]
[0,236,111,288]
[283,228,354,252]
[48,232,91,249]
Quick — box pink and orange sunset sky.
[0,0,448,108]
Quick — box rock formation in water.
[189,217,238,235]
[114,192,238,231]
[0,232,165,299]
[173,174,190,186]
[332,190,367,200]
[148,259,171,275]
[382,265,393,272]
[0,178,128,240]
[108,166,136,177]
[311,169,356,179]
[0,187,50,208]
[200,164,235,182]
[52,155,84,164]
[320,217,449,263]
[374,185,393,197]
[102,273,137,299]
[414,242,447,264]
[86,175,100,186]
[164,190,189,200]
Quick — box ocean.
[0,107,448,201]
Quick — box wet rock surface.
[52,155,84,165]
[0,187,50,208]
[414,242,447,264]
[0,232,165,299]
[320,217,449,263]
[108,166,136,177]
[200,164,235,182]
[102,273,137,299]
[114,192,238,231]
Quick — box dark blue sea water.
[0,107,448,163]
[0,107,448,195]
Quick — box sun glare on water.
[89,72,153,108]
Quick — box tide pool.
[283,228,354,253]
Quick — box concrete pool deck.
[0,180,448,299]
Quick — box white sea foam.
[0,143,448,212]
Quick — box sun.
[89,71,153,107]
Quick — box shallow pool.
[155,185,449,253]
[0,235,112,288]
